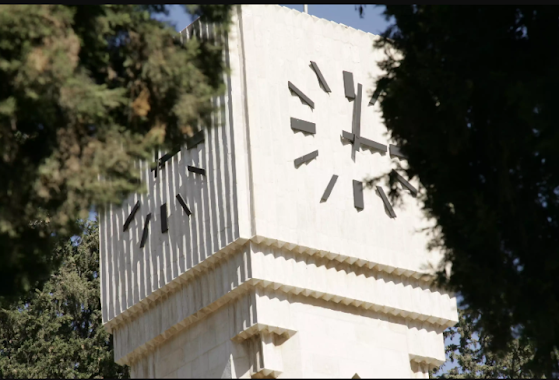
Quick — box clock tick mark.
[290,117,316,135]
[393,170,418,197]
[343,71,355,99]
[188,166,206,175]
[186,130,205,150]
[288,81,315,109]
[310,61,331,93]
[140,213,151,248]
[294,150,319,167]
[160,203,168,233]
[176,194,192,217]
[376,186,397,218]
[123,201,140,232]
[353,180,364,210]
[321,175,338,202]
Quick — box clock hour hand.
[341,131,387,153]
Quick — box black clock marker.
[294,150,318,167]
[176,194,192,217]
[389,144,407,159]
[369,86,382,106]
[188,166,206,175]
[160,203,168,233]
[186,130,205,150]
[343,71,355,99]
[342,131,387,153]
[140,213,151,248]
[158,147,180,169]
[151,151,159,178]
[376,186,396,218]
[290,117,316,134]
[288,81,315,109]
[321,175,338,202]
[310,61,331,93]
[352,83,363,149]
[353,180,364,210]
[393,171,417,197]
[123,201,140,232]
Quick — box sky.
[162,4,392,35]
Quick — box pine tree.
[0,221,128,379]
[432,309,536,378]
[368,5,559,374]
[0,4,232,301]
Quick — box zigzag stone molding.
[250,235,438,282]
[104,234,441,334]
[410,353,444,368]
[231,322,297,343]
[109,240,456,367]
[243,331,285,379]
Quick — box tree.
[0,221,129,378]
[432,309,535,379]
[368,5,559,375]
[0,5,232,302]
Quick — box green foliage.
[432,309,535,378]
[372,5,559,375]
[0,5,232,302]
[0,221,129,379]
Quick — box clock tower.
[100,5,458,378]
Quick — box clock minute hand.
[351,83,363,153]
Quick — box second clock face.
[122,145,207,248]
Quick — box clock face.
[288,61,417,218]
[121,133,206,248]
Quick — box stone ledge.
[251,234,437,283]
[410,353,445,368]
[231,322,297,343]
[104,233,442,334]
[252,279,456,330]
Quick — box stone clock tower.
[100,5,458,378]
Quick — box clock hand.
[341,131,387,153]
[150,151,159,178]
[353,180,364,210]
[351,83,363,155]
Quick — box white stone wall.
[99,19,241,327]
